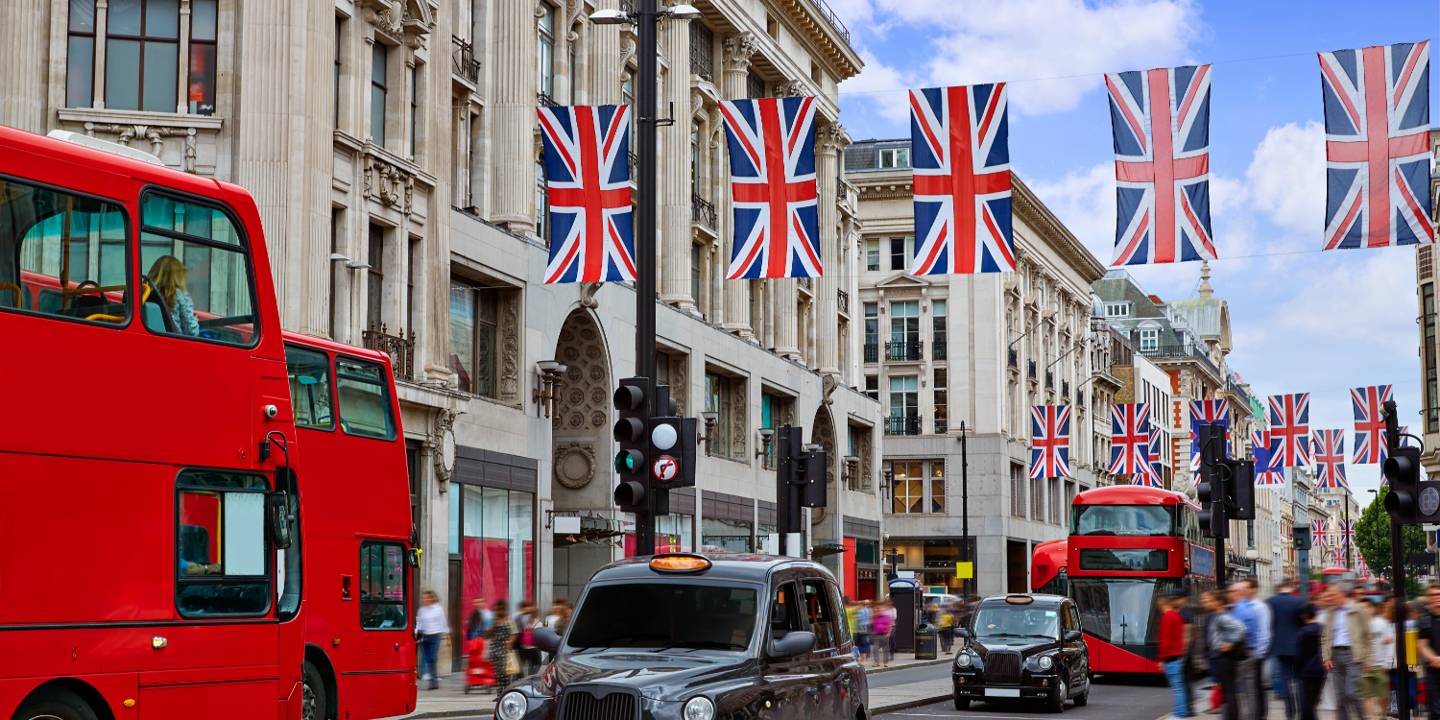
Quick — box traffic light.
[648,415,696,490]
[1227,458,1255,521]
[613,377,649,513]
[1196,423,1228,538]
[800,445,827,508]
[1385,445,1422,524]
[1293,524,1311,551]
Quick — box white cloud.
[1024,163,1116,263]
[1271,250,1418,352]
[838,49,917,126]
[1245,121,1326,243]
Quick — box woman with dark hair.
[487,600,514,688]
[1204,589,1248,720]
[1295,603,1325,720]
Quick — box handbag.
[505,650,521,676]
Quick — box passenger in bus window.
[147,256,200,336]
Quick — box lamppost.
[956,421,972,598]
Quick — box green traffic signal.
[615,448,643,473]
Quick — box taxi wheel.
[953,696,970,711]
[1073,685,1089,707]
[1047,679,1067,713]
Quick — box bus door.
[345,541,412,718]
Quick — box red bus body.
[1056,485,1216,675]
[1032,539,1068,596]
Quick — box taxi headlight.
[498,691,528,720]
[1037,655,1054,670]
[956,653,972,668]
[683,696,716,720]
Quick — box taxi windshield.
[972,606,1060,642]
[565,582,758,653]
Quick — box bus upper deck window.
[138,192,258,346]
[336,357,397,440]
[1,178,130,324]
[286,345,334,430]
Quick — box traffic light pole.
[1383,399,1411,720]
[632,0,659,557]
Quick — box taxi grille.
[557,686,640,720]
[985,652,1020,685]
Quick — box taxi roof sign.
[1004,595,1035,604]
[649,553,712,574]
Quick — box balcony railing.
[363,323,415,382]
[837,289,849,315]
[886,414,922,436]
[1140,341,1220,378]
[885,340,924,362]
[933,340,947,360]
[863,343,878,363]
[1008,347,1018,368]
[1062,380,1070,400]
[691,193,716,229]
[537,92,558,108]
[1027,359,1037,380]
[1045,370,1053,389]
[452,36,481,84]
[805,0,851,45]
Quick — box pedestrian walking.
[1159,592,1191,719]
[1204,589,1249,720]
[1268,580,1305,720]
[487,600,516,688]
[938,604,955,654]
[415,590,451,690]
[465,595,491,641]
[1229,580,1265,720]
[514,600,544,676]
[871,599,894,668]
[855,600,873,663]
[1321,581,1372,720]
[1415,584,1440,718]
[1363,597,1394,720]
[1295,603,1325,720]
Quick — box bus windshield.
[1071,504,1175,536]
[565,583,758,653]
[1070,577,1178,647]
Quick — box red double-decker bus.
[1038,485,1216,675]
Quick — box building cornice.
[1011,175,1107,284]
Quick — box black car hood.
[969,638,1060,661]
[547,652,755,699]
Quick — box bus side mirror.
[268,492,293,550]
[407,548,422,569]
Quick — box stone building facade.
[1,0,880,673]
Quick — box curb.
[872,691,955,716]
[866,657,952,675]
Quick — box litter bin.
[914,623,938,660]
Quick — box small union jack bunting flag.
[537,105,637,283]
[1312,519,1328,547]
[1252,430,1285,487]
[1379,425,1411,484]
[908,84,1014,274]
[1356,556,1370,577]
[1339,518,1356,545]
[1351,384,1393,464]
[719,97,822,279]
[1138,426,1166,488]
[1105,65,1216,266]
[1110,403,1152,476]
[1269,394,1312,468]
[1313,429,1348,489]
[1319,42,1434,249]
[1189,399,1230,471]
[1030,405,1073,479]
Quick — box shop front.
[844,518,882,601]
[885,537,974,599]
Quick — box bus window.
[337,356,397,440]
[359,542,408,630]
[286,345,334,429]
[138,193,257,345]
[0,177,129,323]
[176,470,271,616]
[1071,504,1175,537]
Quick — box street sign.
[956,561,974,579]
[653,455,678,482]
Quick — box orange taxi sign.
[1005,595,1035,604]
[649,553,712,573]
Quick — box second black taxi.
[951,593,1091,712]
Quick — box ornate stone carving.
[81,122,200,173]
[431,408,459,487]
[364,152,416,214]
[670,355,688,415]
[858,427,873,491]
[822,374,838,405]
[499,291,521,403]
[723,32,758,73]
[731,379,747,458]
[620,37,636,68]
[553,442,597,489]
[552,311,610,436]
[812,408,836,487]
[361,0,404,38]
[773,80,807,98]
[817,122,847,155]
[690,87,706,117]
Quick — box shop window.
[890,461,922,513]
[460,485,535,618]
[359,541,408,629]
[138,193,257,345]
[702,516,753,553]
[285,345,334,430]
[2,179,130,325]
[336,356,398,440]
[176,470,270,616]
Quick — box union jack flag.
[908,84,1014,274]
[1030,406,1072,479]
[1189,399,1230,471]
[1356,556,1370,577]
[1137,426,1165,487]
[1319,42,1434,250]
[1252,430,1285,487]
[537,105,636,283]
[1313,519,1328,547]
[1109,403,1152,476]
[720,97,821,279]
[1269,393,1312,468]
[1105,65,1216,266]
[1351,384,1393,464]
[1313,429,1348,489]
[1339,518,1356,546]
[1379,425,1411,484]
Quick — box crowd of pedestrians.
[413,592,575,692]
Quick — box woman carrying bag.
[487,600,517,688]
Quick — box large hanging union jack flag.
[1189,399,1230,470]
[1252,430,1285,487]
[1269,393,1312,468]
[1030,405,1072,479]
[1313,429,1348,489]
[908,84,1014,275]
[1351,384,1393,464]
[1313,519,1329,547]
[537,105,636,283]
[1110,403,1152,476]
[1319,42,1434,249]
[719,97,821,279]
[1105,65,1216,266]
[1137,427,1165,487]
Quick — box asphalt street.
[877,672,1171,720]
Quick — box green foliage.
[1355,487,1427,594]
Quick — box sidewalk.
[396,653,955,719]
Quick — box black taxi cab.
[951,593,1090,712]
[497,553,869,720]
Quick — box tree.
[1355,487,1427,594]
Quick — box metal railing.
[452,36,480,84]
[886,415,922,436]
[537,92,558,107]
[837,290,849,315]
[1008,347,1018,368]
[1062,380,1070,400]
[885,340,924,362]
[805,0,851,45]
[1027,359,1037,380]
[363,322,415,382]
[863,343,878,363]
[1140,341,1219,377]
[691,193,716,229]
[1045,370,1053,389]
[933,340,947,360]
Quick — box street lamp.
[532,360,568,418]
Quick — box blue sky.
[834,0,1439,502]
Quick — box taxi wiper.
[650,640,746,653]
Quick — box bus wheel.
[304,661,328,720]
[15,688,99,720]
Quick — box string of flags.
[536,41,1431,285]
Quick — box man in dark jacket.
[1268,580,1305,720]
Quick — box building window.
[879,148,909,169]
[66,0,98,108]
[864,302,878,362]
[889,237,907,271]
[105,0,180,112]
[448,279,498,397]
[690,243,701,306]
[1139,328,1158,352]
[535,159,548,242]
[933,299,947,360]
[371,42,388,145]
[1048,477,1061,524]
[408,64,418,160]
[1030,475,1044,520]
[1426,283,1437,433]
[705,372,744,460]
[538,4,555,103]
[865,239,879,271]
[187,0,217,115]
[864,375,878,402]
[366,224,384,330]
[890,461,923,513]
[889,375,918,424]
[891,301,918,346]
[333,16,343,128]
[691,125,700,190]
[934,368,947,435]
[1010,464,1026,517]
[329,208,341,338]
[1105,303,1128,317]
[930,460,945,513]
[747,70,765,100]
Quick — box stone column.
[0,0,46,131]
[720,33,757,339]
[815,122,846,376]
[490,0,540,235]
[659,20,693,311]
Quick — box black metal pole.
[1384,399,1411,720]
[632,0,658,557]
[1345,499,1352,570]
[960,421,969,598]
